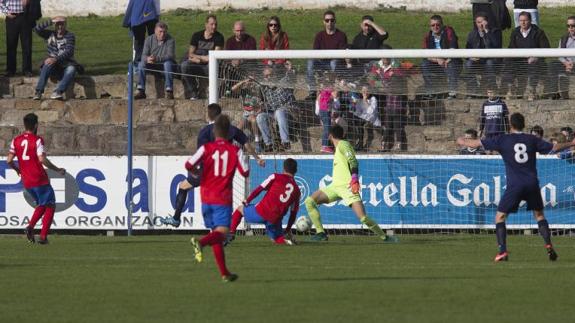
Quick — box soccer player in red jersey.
[6,113,66,244]
[228,158,301,245]
[187,115,249,282]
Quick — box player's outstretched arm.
[236,149,250,177]
[39,154,65,175]
[6,152,20,176]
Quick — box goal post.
[208,48,575,235]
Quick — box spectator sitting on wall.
[421,15,461,99]
[502,11,550,101]
[546,16,575,100]
[459,129,486,155]
[513,0,539,27]
[471,0,512,31]
[479,89,509,139]
[349,15,388,76]
[260,16,290,70]
[463,13,502,97]
[134,21,176,100]
[257,66,295,152]
[180,15,224,100]
[33,16,82,101]
[231,73,263,152]
[530,125,544,138]
[306,10,350,91]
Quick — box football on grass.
[295,216,312,232]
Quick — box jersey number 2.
[20,139,30,161]
[279,183,294,203]
[514,143,528,163]
[211,150,229,176]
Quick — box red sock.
[199,230,225,247]
[230,210,243,234]
[212,243,230,276]
[40,207,55,240]
[28,206,46,228]
[274,236,286,244]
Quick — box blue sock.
[537,219,552,246]
[496,222,507,253]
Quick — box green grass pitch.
[0,234,572,323]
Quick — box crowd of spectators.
[2,1,575,154]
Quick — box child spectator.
[459,129,486,155]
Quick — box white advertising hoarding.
[0,156,246,230]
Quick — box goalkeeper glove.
[350,174,360,194]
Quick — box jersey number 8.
[514,143,528,163]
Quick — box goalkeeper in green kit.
[304,125,399,242]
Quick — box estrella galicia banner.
[250,155,575,229]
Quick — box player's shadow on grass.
[250,276,474,283]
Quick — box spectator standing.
[307,10,350,89]
[513,0,538,27]
[1,0,36,77]
[122,0,160,64]
[351,85,381,151]
[547,16,575,100]
[464,13,502,96]
[32,17,80,101]
[350,15,388,75]
[502,11,550,101]
[471,0,512,31]
[231,75,262,151]
[479,89,510,139]
[316,73,337,153]
[459,129,486,155]
[134,21,175,100]
[181,15,224,100]
[421,15,461,99]
[260,16,290,68]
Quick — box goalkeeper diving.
[305,125,399,242]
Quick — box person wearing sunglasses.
[259,16,290,68]
[306,10,350,91]
[546,16,575,100]
[421,14,461,100]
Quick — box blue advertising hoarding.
[250,155,575,229]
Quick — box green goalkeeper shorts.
[320,183,361,206]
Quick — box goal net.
[208,48,575,236]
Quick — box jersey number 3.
[514,143,528,163]
[279,183,294,203]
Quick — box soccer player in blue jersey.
[458,113,575,262]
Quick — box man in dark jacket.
[502,11,549,100]
[464,13,502,96]
[421,15,461,99]
[472,0,512,31]
[546,16,575,100]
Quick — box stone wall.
[1,94,574,156]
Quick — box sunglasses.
[268,23,278,27]
[430,23,441,27]
[567,24,575,28]
[324,18,335,23]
